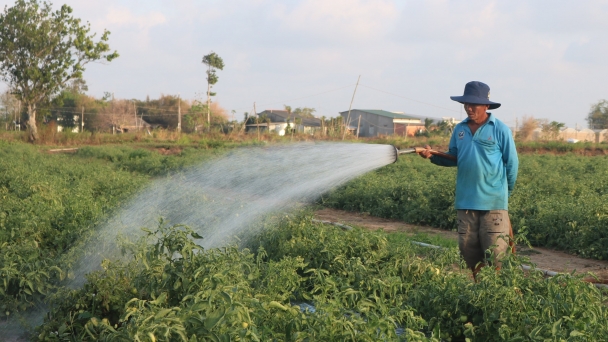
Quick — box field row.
[34,213,608,341]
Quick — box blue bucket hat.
[450,81,501,110]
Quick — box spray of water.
[2,142,397,340]
[70,142,396,280]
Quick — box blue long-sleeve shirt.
[431,114,518,210]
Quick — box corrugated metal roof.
[340,109,420,120]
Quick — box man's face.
[463,103,490,124]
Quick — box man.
[419,81,518,278]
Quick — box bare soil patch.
[155,147,183,155]
[314,208,608,283]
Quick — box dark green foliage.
[587,99,608,130]
[137,95,186,129]
[37,215,608,341]
[324,154,608,260]
[0,0,118,140]
[0,142,220,316]
[323,156,457,229]
[0,142,146,315]
[73,144,235,176]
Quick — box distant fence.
[530,129,608,143]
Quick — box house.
[339,109,423,137]
[118,118,152,133]
[559,128,595,142]
[246,110,322,136]
[578,129,596,142]
[595,129,608,143]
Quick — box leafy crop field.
[35,214,608,341]
[3,140,608,341]
[324,154,608,260]
[0,142,225,318]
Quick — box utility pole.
[321,117,325,136]
[112,93,115,134]
[81,106,84,133]
[356,115,361,139]
[177,94,182,133]
[16,100,20,131]
[133,101,138,131]
[207,82,211,130]
[342,75,361,140]
[254,102,259,140]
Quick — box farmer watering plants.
[419,81,519,279]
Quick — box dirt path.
[314,208,608,283]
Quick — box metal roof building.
[339,109,423,137]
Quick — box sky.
[2,0,608,129]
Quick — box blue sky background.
[2,0,608,128]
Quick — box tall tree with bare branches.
[518,116,538,141]
[202,52,224,129]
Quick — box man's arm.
[500,127,518,196]
[429,131,458,167]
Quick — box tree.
[0,0,118,141]
[282,105,316,118]
[137,94,188,129]
[587,100,608,129]
[49,79,89,130]
[0,89,19,128]
[202,51,224,129]
[292,107,316,118]
[188,99,229,132]
[424,118,434,132]
[517,116,538,141]
[539,120,565,140]
[436,120,453,136]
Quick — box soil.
[314,208,608,284]
[155,147,183,155]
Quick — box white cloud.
[92,7,166,47]
[104,7,166,29]
[272,0,398,41]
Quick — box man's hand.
[419,145,433,159]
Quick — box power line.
[37,82,464,119]
[41,86,356,116]
[358,84,460,114]
[45,108,183,117]
[229,84,356,112]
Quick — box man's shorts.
[457,209,511,270]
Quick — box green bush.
[0,142,148,315]
[75,146,206,176]
[36,214,608,341]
